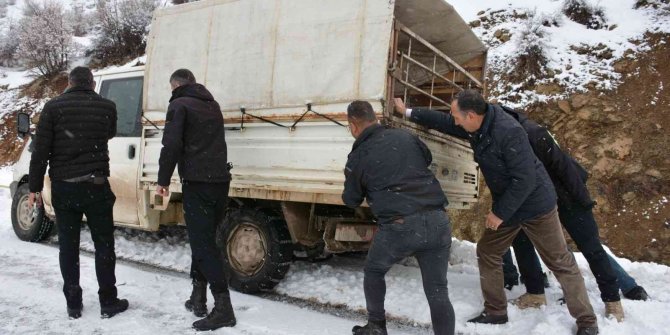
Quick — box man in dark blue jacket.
[395,90,597,335]
[343,101,454,335]
[499,107,648,321]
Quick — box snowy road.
[1,185,670,334]
[0,188,421,335]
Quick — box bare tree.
[0,0,7,18]
[70,0,88,37]
[92,0,158,65]
[0,20,20,67]
[17,1,73,77]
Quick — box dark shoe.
[352,319,387,335]
[467,311,508,324]
[504,273,519,291]
[623,286,649,301]
[185,280,208,317]
[192,292,236,331]
[576,326,599,335]
[63,285,83,319]
[67,303,83,319]
[101,299,129,318]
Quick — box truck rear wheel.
[11,183,54,242]
[217,208,293,293]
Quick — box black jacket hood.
[170,83,215,102]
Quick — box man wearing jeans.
[396,90,598,335]
[497,105,648,321]
[343,101,455,335]
[28,67,128,319]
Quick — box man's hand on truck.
[156,185,170,197]
[393,98,407,116]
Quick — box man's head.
[347,100,377,139]
[68,67,95,90]
[169,69,196,90]
[450,89,487,133]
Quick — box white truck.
[10,0,487,293]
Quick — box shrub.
[91,0,158,66]
[70,0,88,37]
[563,0,607,30]
[510,13,549,84]
[0,20,20,67]
[0,1,7,18]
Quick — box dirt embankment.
[0,74,68,167]
[450,33,670,265]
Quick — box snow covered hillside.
[1,169,669,334]
[451,0,670,106]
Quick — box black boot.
[192,292,236,331]
[352,319,387,335]
[185,280,208,317]
[576,326,599,335]
[64,285,83,319]
[623,286,649,301]
[100,298,129,318]
[467,311,508,324]
[504,272,519,291]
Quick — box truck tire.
[217,208,293,293]
[11,183,54,242]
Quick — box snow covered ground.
[0,187,422,335]
[1,167,670,334]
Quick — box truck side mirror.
[17,112,31,137]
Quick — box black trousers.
[365,210,455,335]
[182,181,230,295]
[504,202,620,302]
[51,180,118,307]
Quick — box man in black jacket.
[156,69,234,331]
[499,107,648,320]
[28,67,128,319]
[395,90,598,335]
[343,101,455,335]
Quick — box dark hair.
[455,89,487,115]
[347,100,376,122]
[69,66,94,88]
[169,68,196,86]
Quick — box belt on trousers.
[62,174,107,184]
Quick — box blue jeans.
[608,253,637,293]
[364,210,454,335]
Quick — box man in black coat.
[28,67,128,319]
[500,107,648,320]
[156,69,235,332]
[343,101,455,335]
[395,90,598,335]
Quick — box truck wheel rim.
[17,194,36,231]
[227,223,267,277]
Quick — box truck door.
[98,76,143,225]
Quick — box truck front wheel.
[11,183,54,242]
[217,208,293,293]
